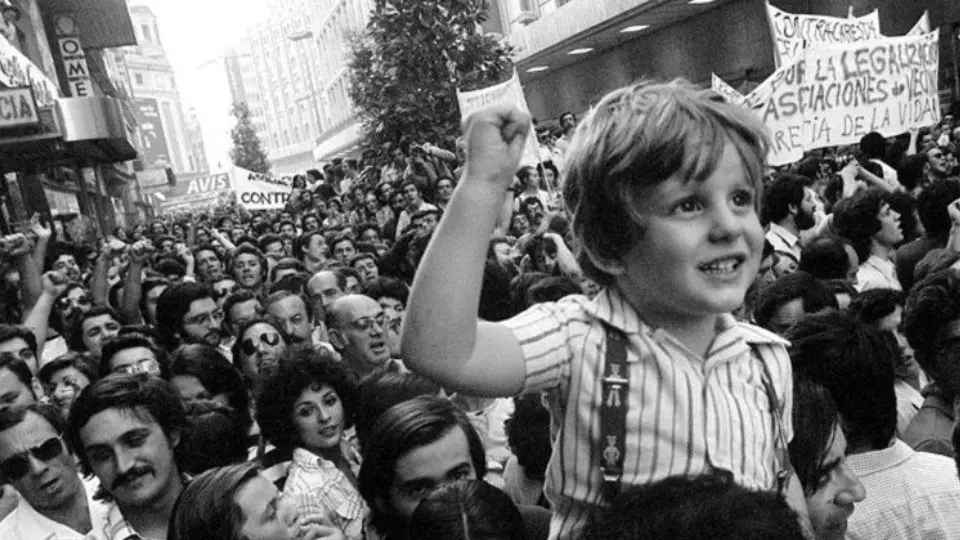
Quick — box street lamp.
[286,30,323,145]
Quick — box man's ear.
[787,203,798,216]
[329,328,346,350]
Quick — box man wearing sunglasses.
[0,403,108,539]
[327,294,396,382]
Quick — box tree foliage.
[348,0,514,153]
[229,101,271,174]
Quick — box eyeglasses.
[184,310,224,327]
[0,437,65,480]
[213,286,239,299]
[349,313,388,332]
[114,358,161,375]
[241,332,281,356]
[57,295,91,311]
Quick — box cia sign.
[0,88,38,128]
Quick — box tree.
[348,0,514,154]
[229,101,270,173]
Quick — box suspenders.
[598,325,792,501]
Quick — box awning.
[38,0,137,49]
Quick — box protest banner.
[457,70,540,167]
[907,11,930,36]
[765,2,882,66]
[752,31,940,166]
[234,167,290,210]
[155,172,232,212]
[711,74,747,106]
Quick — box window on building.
[141,24,152,42]
[134,73,144,85]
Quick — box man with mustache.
[67,374,187,540]
[156,282,227,356]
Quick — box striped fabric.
[283,447,368,540]
[502,288,793,540]
[99,503,142,540]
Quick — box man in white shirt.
[789,310,960,540]
[394,181,437,241]
[833,189,904,292]
[0,403,108,540]
[762,173,817,265]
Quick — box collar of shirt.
[3,474,108,540]
[847,439,915,477]
[101,502,143,540]
[292,443,362,474]
[767,222,799,249]
[583,288,788,360]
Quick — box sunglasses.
[57,295,91,311]
[241,332,281,356]
[0,437,65,480]
[214,286,239,299]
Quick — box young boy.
[402,80,806,540]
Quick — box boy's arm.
[24,271,68,363]
[402,105,531,397]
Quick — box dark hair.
[168,462,260,540]
[257,233,283,254]
[583,475,805,540]
[896,154,928,192]
[229,244,269,282]
[68,306,125,353]
[0,324,38,359]
[832,189,888,263]
[268,258,307,283]
[99,332,170,379]
[505,394,551,483]
[331,235,357,254]
[350,251,378,269]
[903,270,960,386]
[406,480,528,540]
[294,231,324,261]
[798,235,854,280]
[223,290,260,332]
[155,258,187,278]
[859,131,886,160]
[361,277,409,307]
[255,345,355,453]
[527,276,581,305]
[753,272,837,331]
[156,282,215,348]
[37,352,98,387]
[354,366,441,450]
[786,310,897,451]
[178,400,249,475]
[170,344,250,429]
[789,377,842,496]
[140,278,171,324]
[359,396,487,537]
[762,173,807,225]
[848,288,903,325]
[269,273,309,295]
[886,191,919,242]
[68,374,188,476]
[917,179,960,239]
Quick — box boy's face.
[608,143,763,319]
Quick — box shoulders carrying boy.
[402,79,809,540]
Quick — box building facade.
[495,0,960,124]
[246,0,373,174]
[0,0,142,234]
[123,5,198,175]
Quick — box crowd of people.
[0,78,959,540]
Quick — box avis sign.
[0,87,38,128]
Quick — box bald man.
[326,294,395,380]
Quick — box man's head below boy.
[562,79,769,318]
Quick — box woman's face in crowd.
[805,425,865,540]
[292,382,345,454]
[304,216,320,232]
[171,374,228,406]
[510,214,529,236]
[365,194,380,213]
[235,475,301,540]
[542,168,556,186]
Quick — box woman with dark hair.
[169,343,251,430]
[37,351,97,417]
[406,480,528,540]
[256,346,367,540]
[168,462,344,540]
[789,377,866,540]
[514,166,549,211]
